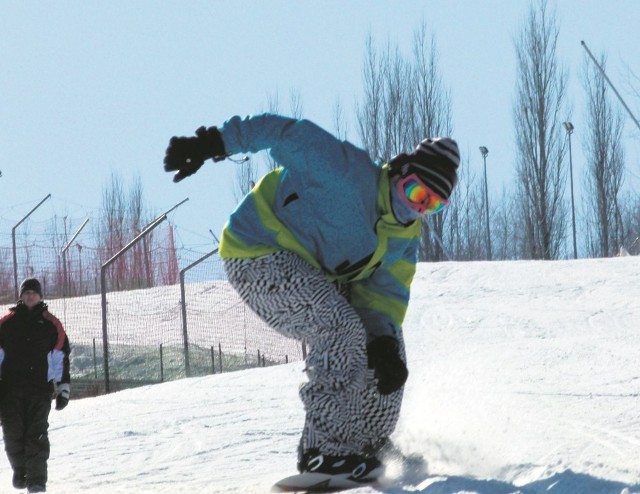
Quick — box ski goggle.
[397,173,449,215]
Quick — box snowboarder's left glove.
[54,382,70,411]
[367,336,408,395]
[164,126,227,182]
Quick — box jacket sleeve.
[350,240,419,343]
[43,311,71,384]
[56,335,71,385]
[219,113,367,179]
[219,113,299,155]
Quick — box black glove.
[54,382,70,410]
[163,126,227,182]
[367,336,408,395]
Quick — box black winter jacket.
[0,301,70,392]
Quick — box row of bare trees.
[97,173,169,291]
[512,1,637,259]
[230,0,638,261]
[513,1,636,259]
[94,173,181,290]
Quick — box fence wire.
[4,234,304,396]
[11,251,303,396]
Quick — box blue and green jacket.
[219,114,421,340]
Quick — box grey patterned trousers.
[223,251,405,458]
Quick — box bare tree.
[45,215,70,297]
[97,173,157,290]
[127,176,158,288]
[621,64,640,140]
[357,35,385,162]
[381,45,413,160]
[582,52,626,257]
[99,173,126,259]
[513,0,568,260]
[263,92,284,174]
[0,248,13,303]
[233,158,259,204]
[620,192,640,254]
[625,66,640,102]
[491,189,523,260]
[409,24,452,146]
[333,97,348,140]
[289,89,304,120]
[97,173,126,289]
[411,24,454,261]
[443,156,484,260]
[356,24,455,261]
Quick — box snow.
[3,256,640,493]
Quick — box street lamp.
[479,146,492,260]
[563,122,577,259]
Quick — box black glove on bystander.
[163,126,227,182]
[367,336,408,395]
[55,382,70,411]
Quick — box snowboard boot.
[298,449,384,481]
[27,485,46,493]
[12,470,27,489]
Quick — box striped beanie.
[389,137,460,200]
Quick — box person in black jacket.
[0,278,71,493]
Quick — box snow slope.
[2,257,640,494]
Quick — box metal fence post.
[179,249,218,378]
[61,217,89,298]
[101,214,168,393]
[12,194,51,300]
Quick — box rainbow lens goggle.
[397,173,449,215]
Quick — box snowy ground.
[2,256,640,493]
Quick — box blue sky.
[1,1,639,255]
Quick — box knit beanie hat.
[389,137,460,200]
[20,278,43,297]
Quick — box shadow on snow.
[382,469,638,494]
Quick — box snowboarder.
[0,278,71,493]
[163,113,459,483]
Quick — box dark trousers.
[0,386,51,487]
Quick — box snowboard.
[272,445,427,492]
[271,472,381,492]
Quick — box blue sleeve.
[219,113,299,155]
[219,113,369,180]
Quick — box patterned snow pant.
[223,251,405,458]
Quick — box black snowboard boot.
[298,449,383,481]
[12,470,27,489]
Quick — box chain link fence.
[2,221,304,397]
[47,254,304,396]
